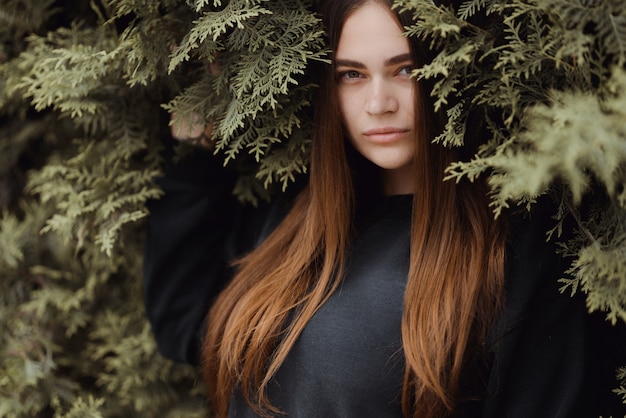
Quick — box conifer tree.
[0,0,624,416]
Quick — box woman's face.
[335,1,417,194]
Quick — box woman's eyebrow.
[385,53,412,67]
[335,53,413,69]
[335,58,365,69]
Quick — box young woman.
[143,1,624,417]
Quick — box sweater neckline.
[356,194,412,227]
[382,194,413,219]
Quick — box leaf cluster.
[397,0,626,396]
[0,200,205,417]
[0,0,207,416]
[165,0,327,202]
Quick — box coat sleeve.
[482,208,626,417]
[142,145,267,365]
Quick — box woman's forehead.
[335,2,409,63]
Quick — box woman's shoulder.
[499,198,568,315]
[484,198,626,417]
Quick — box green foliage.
[165,0,327,202]
[616,366,626,404]
[0,198,206,417]
[398,0,626,308]
[396,0,626,401]
[1,0,206,416]
[1,0,625,415]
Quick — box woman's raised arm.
[142,141,267,364]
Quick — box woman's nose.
[365,79,399,115]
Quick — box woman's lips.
[363,127,410,143]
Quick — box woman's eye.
[340,70,362,80]
[398,66,413,77]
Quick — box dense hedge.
[1,0,625,416]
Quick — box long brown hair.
[202,1,506,417]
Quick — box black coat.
[143,149,626,417]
